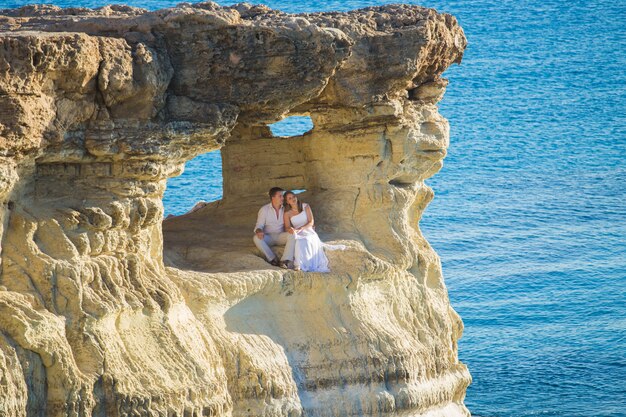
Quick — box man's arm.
[254,206,265,236]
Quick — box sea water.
[4,0,625,415]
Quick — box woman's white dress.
[290,204,330,272]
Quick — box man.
[253,187,295,267]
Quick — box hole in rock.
[283,189,308,204]
[389,176,416,189]
[163,150,222,217]
[162,121,315,273]
[268,115,313,137]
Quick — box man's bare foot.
[278,261,288,269]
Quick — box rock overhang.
[0,1,465,164]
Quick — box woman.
[283,191,330,272]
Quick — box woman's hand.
[288,227,296,234]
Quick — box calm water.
[5,0,625,415]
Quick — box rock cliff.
[0,2,469,416]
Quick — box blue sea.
[5,0,625,415]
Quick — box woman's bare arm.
[284,211,295,234]
[297,205,315,231]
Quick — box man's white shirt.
[254,203,285,234]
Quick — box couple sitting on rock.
[253,187,330,272]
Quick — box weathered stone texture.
[0,2,469,416]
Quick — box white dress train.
[289,204,330,273]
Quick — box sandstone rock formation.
[0,2,469,416]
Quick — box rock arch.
[0,3,470,417]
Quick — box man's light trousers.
[253,232,296,262]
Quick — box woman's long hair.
[283,190,303,213]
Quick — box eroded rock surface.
[0,2,469,416]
